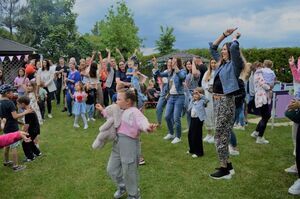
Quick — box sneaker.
[285,164,298,174]
[186,150,191,155]
[61,107,67,112]
[163,133,175,140]
[3,160,13,167]
[256,136,269,144]
[139,158,145,165]
[171,137,181,144]
[84,124,88,130]
[289,179,300,195]
[207,136,215,144]
[236,125,245,131]
[113,186,127,199]
[251,131,259,138]
[182,128,189,133]
[87,118,90,122]
[191,154,198,158]
[23,157,35,162]
[90,117,96,121]
[74,123,80,128]
[229,145,240,156]
[210,167,232,180]
[127,195,141,199]
[203,135,210,142]
[215,162,235,175]
[12,165,26,172]
[35,152,42,157]
[48,114,53,119]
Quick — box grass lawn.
[0,104,298,199]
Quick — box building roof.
[156,51,209,63]
[0,37,36,56]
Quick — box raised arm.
[289,56,300,82]
[116,48,125,62]
[230,32,244,77]
[106,48,111,62]
[209,28,238,62]
[192,57,200,78]
[98,51,103,64]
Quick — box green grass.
[0,104,298,198]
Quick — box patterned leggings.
[214,95,235,166]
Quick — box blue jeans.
[230,130,237,147]
[66,93,73,115]
[86,104,95,119]
[165,95,185,138]
[234,105,245,126]
[156,96,167,125]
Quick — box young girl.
[105,88,157,199]
[72,82,88,129]
[26,81,43,125]
[14,68,29,97]
[187,87,208,158]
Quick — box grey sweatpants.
[107,134,140,197]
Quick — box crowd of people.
[1,27,300,198]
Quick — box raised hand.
[106,48,110,53]
[224,27,238,37]
[116,48,120,53]
[233,32,241,40]
[289,56,295,65]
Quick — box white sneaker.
[163,134,175,140]
[186,150,191,154]
[285,164,298,174]
[203,135,210,142]
[233,124,239,129]
[256,136,269,144]
[237,125,245,131]
[191,154,198,158]
[171,137,181,144]
[84,124,88,130]
[73,123,80,128]
[48,114,53,119]
[90,117,96,121]
[229,145,240,156]
[251,131,259,138]
[87,118,90,122]
[207,136,215,144]
[182,128,189,133]
[289,179,300,195]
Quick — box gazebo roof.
[0,37,36,56]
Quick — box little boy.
[0,84,32,171]
[17,96,41,162]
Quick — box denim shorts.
[10,140,20,149]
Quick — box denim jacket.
[209,40,244,94]
[187,95,208,121]
[154,69,187,94]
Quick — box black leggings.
[44,87,54,114]
[188,118,204,156]
[255,103,271,137]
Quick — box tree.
[155,25,176,55]
[0,0,22,37]
[15,0,78,61]
[92,1,142,58]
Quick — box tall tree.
[0,0,21,37]
[92,1,142,57]
[16,0,78,61]
[155,25,176,55]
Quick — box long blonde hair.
[204,58,216,82]
[240,62,252,81]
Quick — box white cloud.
[176,4,300,41]
[141,47,158,56]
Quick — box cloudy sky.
[74,0,300,55]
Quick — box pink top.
[73,91,87,103]
[117,107,150,139]
[289,58,300,82]
[0,132,21,148]
[14,76,29,93]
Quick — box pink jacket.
[0,132,21,148]
[117,107,150,139]
[289,58,300,82]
